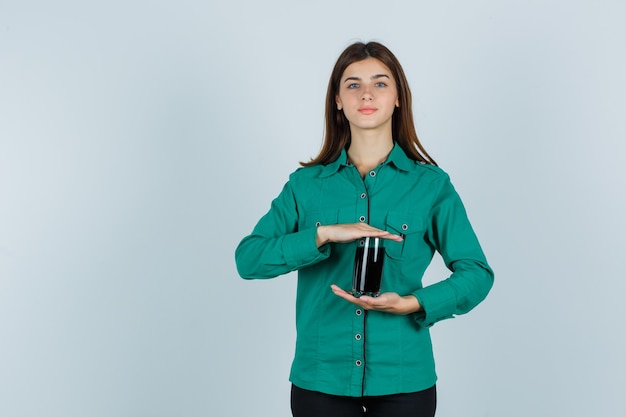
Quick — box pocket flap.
[384,212,427,259]
[303,210,339,228]
[385,212,426,236]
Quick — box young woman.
[235,41,494,417]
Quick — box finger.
[330,284,355,299]
[330,284,346,293]
[380,233,404,242]
[360,230,404,241]
[330,284,348,297]
[330,285,368,307]
[332,290,360,304]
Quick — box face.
[335,57,399,134]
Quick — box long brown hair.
[301,41,437,167]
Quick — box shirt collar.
[385,142,415,172]
[319,148,350,178]
[319,142,415,178]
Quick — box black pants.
[291,384,437,417]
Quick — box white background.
[1,1,625,416]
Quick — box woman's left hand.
[330,284,422,315]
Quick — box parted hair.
[301,41,437,167]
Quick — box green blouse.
[235,144,494,397]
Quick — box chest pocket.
[384,211,427,259]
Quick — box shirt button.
[369,171,376,177]
[355,360,362,366]
[315,221,321,227]
[359,240,365,247]
[360,193,367,199]
[355,309,363,316]
[359,216,366,222]
[402,224,408,231]
[355,334,362,341]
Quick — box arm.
[235,180,330,279]
[411,175,494,327]
[329,175,493,323]
[235,179,405,280]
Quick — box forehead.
[342,57,394,79]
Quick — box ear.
[336,95,343,110]
[395,97,400,107]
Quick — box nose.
[361,88,373,101]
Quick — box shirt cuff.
[412,281,457,328]
[282,226,330,268]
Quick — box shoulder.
[390,145,450,183]
[287,164,330,183]
[404,160,451,185]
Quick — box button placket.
[351,305,365,382]
[350,173,370,380]
[356,184,368,226]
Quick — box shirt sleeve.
[411,174,494,327]
[235,179,331,279]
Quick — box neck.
[347,131,394,176]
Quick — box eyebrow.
[343,74,391,83]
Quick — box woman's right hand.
[315,223,403,248]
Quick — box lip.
[358,106,378,115]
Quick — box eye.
[347,83,359,89]
[375,81,387,87]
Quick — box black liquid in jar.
[352,243,385,297]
